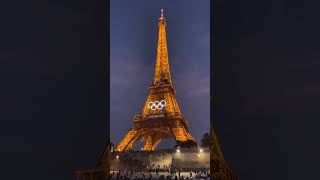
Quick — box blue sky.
[110,0,210,149]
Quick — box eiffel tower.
[115,9,197,152]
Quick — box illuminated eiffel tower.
[116,9,197,151]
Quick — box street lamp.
[176,147,182,172]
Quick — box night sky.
[1,0,320,180]
[110,0,210,149]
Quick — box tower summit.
[154,8,171,86]
[160,8,164,20]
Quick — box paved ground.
[110,171,210,179]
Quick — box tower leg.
[142,134,162,151]
[151,138,162,150]
[171,127,193,141]
[116,129,138,151]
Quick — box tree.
[201,132,210,147]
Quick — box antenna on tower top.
[161,9,164,18]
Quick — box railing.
[134,112,183,121]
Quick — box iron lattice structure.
[116,9,196,152]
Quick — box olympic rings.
[148,100,166,110]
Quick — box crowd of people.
[110,169,210,179]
